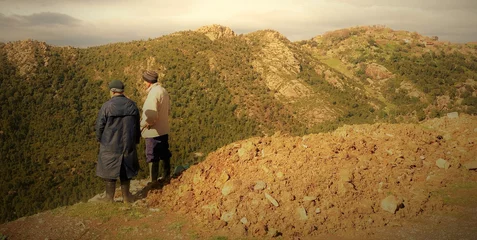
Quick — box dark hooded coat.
[95,95,140,180]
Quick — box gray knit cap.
[142,70,158,83]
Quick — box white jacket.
[140,83,170,138]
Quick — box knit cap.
[142,70,158,83]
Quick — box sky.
[0,0,476,47]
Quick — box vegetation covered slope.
[1,24,476,223]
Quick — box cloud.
[0,0,476,46]
[332,0,477,11]
[0,12,81,27]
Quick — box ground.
[1,114,477,239]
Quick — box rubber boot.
[99,180,116,202]
[162,158,171,181]
[149,162,159,183]
[120,180,134,203]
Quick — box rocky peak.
[2,39,50,77]
[196,24,236,41]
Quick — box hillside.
[1,114,476,239]
[1,24,477,223]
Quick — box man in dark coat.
[95,80,140,203]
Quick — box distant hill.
[1,24,476,223]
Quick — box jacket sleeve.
[140,90,158,128]
[95,104,107,142]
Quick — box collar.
[111,94,125,98]
[147,82,159,92]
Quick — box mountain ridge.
[0,24,476,223]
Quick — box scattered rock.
[296,206,308,220]
[463,161,477,170]
[436,158,450,169]
[447,112,459,119]
[254,181,267,191]
[221,180,242,196]
[303,196,317,202]
[144,114,477,239]
[268,227,280,237]
[215,171,230,188]
[220,210,235,222]
[380,195,402,214]
[265,193,279,207]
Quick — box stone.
[447,112,459,119]
[215,171,230,188]
[315,208,321,214]
[240,217,248,225]
[303,196,316,202]
[296,206,308,220]
[254,181,267,191]
[463,161,477,170]
[221,179,242,196]
[436,158,450,169]
[267,228,279,237]
[380,195,402,214]
[220,210,235,222]
[265,193,279,207]
[237,141,255,160]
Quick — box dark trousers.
[146,134,172,175]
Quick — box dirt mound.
[147,114,477,238]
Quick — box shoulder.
[155,84,169,96]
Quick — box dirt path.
[1,185,476,240]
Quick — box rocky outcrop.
[365,63,393,80]
[196,24,236,41]
[249,31,312,99]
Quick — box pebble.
[222,180,242,196]
[220,211,235,222]
[303,196,317,202]
[254,181,267,191]
[296,206,308,220]
[268,228,279,237]
[265,193,279,207]
[380,195,401,214]
[436,158,450,169]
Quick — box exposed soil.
[146,113,477,238]
[1,114,477,239]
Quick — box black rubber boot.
[163,158,171,180]
[149,162,159,183]
[120,180,134,203]
[99,180,116,203]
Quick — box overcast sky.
[1,0,476,47]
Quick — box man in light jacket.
[95,80,140,203]
[141,70,172,183]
